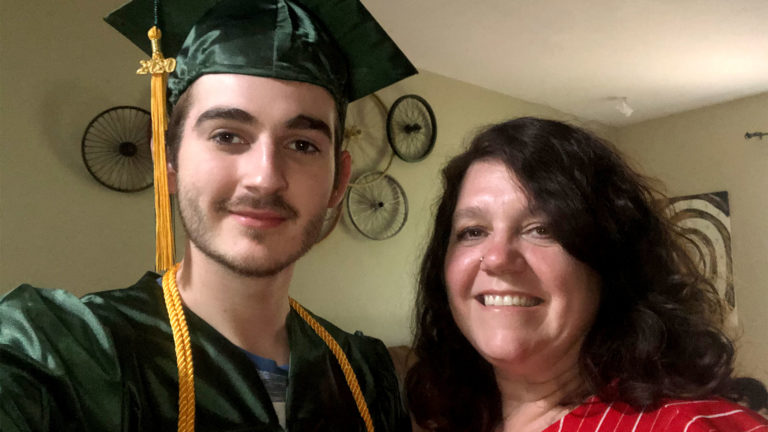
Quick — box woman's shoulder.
[544,397,767,432]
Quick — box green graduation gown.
[0,272,410,432]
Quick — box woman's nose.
[480,236,527,275]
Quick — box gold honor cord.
[162,264,374,432]
[288,298,375,432]
[162,264,195,432]
[137,26,176,273]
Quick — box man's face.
[169,74,350,277]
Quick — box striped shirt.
[542,397,767,432]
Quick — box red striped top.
[542,397,768,432]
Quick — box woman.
[405,117,768,432]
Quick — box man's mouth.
[219,195,298,221]
[230,209,288,220]
[228,209,289,228]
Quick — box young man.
[0,0,416,430]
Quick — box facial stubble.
[176,182,326,278]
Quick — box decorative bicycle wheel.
[386,94,437,162]
[346,172,408,240]
[343,93,394,182]
[317,201,343,242]
[81,106,153,192]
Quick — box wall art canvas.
[661,191,736,326]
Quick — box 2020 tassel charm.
[136,26,176,273]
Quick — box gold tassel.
[138,27,177,273]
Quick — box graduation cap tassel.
[137,27,176,273]
[138,26,195,432]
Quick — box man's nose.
[240,137,288,195]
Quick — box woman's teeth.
[483,294,541,307]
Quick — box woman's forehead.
[454,161,545,217]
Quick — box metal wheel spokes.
[317,201,343,242]
[343,93,392,181]
[81,106,153,192]
[387,94,437,162]
[346,172,408,240]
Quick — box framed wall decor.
[662,191,737,327]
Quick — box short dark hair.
[164,83,346,185]
[165,88,193,169]
[405,117,767,431]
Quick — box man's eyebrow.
[193,107,255,129]
[285,114,332,141]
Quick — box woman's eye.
[211,131,245,146]
[456,227,486,241]
[288,140,319,154]
[525,224,556,242]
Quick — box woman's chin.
[474,342,531,369]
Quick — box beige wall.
[1,0,153,292]
[2,0,763,384]
[615,93,768,383]
[0,1,581,348]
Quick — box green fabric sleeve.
[0,286,123,432]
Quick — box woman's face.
[444,159,600,379]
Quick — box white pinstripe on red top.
[541,397,767,432]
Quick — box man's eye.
[212,131,245,145]
[288,140,319,154]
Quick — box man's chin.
[224,261,292,278]
[209,252,296,278]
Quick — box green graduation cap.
[105,0,418,107]
[105,0,417,273]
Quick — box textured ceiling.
[362,0,768,126]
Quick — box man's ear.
[167,160,178,194]
[328,150,352,208]
[150,137,178,194]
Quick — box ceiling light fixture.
[615,97,634,117]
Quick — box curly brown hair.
[405,117,767,432]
